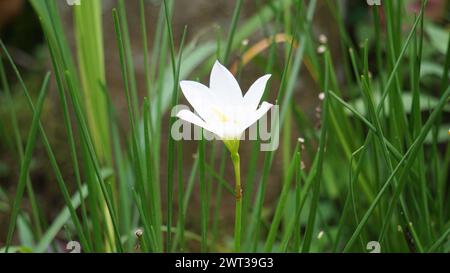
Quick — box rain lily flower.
[176,60,273,252]
[176,60,273,154]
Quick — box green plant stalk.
[362,72,422,250]
[0,59,44,240]
[344,85,450,252]
[410,16,431,244]
[324,0,355,90]
[74,0,116,251]
[223,0,243,63]
[372,4,385,93]
[164,9,187,250]
[436,18,450,236]
[278,160,316,252]
[205,165,235,195]
[176,140,185,252]
[163,0,177,251]
[117,0,139,121]
[324,46,372,196]
[327,90,421,181]
[428,227,450,253]
[264,144,299,252]
[231,152,242,252]
[292,150,303,252]
[245,0,314,248]
[140,0,152,99]
[148,2,166,194]
[281,1,293,180]
[65,71,123,252]
[173,27,189,252]
[172,152,199,249]
[4,73,50,252]
[332,145,363,252]
[241,31,277,229]
[141,99,159,252]
[205,142,217,241]
[74,0,110,164]
[46,39,91,249]
[34,184,88,252]
[143,98,162,251]
[29,0,98,248]
[211,150,226,246]
[339,6,425,251]
[302,50,330,253]
[131,189,154,252]
[113,8,148,252]
[0,40,91,252]
[199,137,207,252]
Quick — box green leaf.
[349,92,450,115]
[425,23,450,55]
[17,214,36,248]
[34,184,88,253]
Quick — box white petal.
[210,60,243,106]
[179,81,216,123]
[176,109,207,128]
[176,109,220,136]
[243,74,271,111]
[239,101,273,132]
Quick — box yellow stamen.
[212,107,229,123]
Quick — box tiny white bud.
[318,92,325,101]
[317,45,327,54]
[135,229,143,238]
[317,230,324,239]
[319,34,328,44]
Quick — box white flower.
[176,60,273,143]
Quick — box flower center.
[212,107,230,123]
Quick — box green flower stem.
[231,152,242,252]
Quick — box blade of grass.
[143,97,163,251]
[246,1,317,251]
[301,49,330,253]
[264,143,299,251]
[34,184,88,253]
[117,0,139,120]
[140,0,152,99]
[0,58,44,241]
[199,134,207,252]
[344,85,450,252]
[164,0,187,251]
[427,227,450,253]
[46,38,91,249]
[65,71,123,252]
[222,0,244,63]
[0,41,91,253]
[4,73,50,252]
